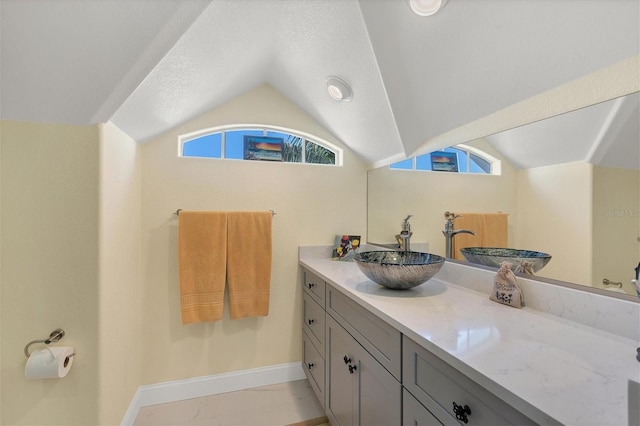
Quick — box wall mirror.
[367,91,639,300]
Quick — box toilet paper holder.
[24,328,74,358]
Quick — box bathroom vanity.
[299,246,640,425]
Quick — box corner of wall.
[98,121,143,425]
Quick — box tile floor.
[133,379,327,426]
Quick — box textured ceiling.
[1,0,638,168]
[0,0,210,124]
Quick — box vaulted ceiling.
[1,0,638,168]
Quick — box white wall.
[98,122,143,425]
[138,83,367,385]
[516,162,593,285]
[0,121,101,425]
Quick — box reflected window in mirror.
[390,144,500,175]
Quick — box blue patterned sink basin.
[460,247,551,272]
[354,251,444,289]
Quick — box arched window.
[179,125,341,166]
[390,144,500,175]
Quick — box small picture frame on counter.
[332,235,361,261]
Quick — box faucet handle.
[444,211,459,220]
[401,215,413,232]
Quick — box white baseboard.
[121,362,305,425]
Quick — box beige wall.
[0,121,101,425]
[98,122,143,424]
[592,166,640,294]
[139,84,367,384]
[368,138,519,257]
[516,162,593,285]
[0,85,366,425]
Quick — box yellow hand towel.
[481,213,508,248]
[178,211,227,324]
[227,211,273,320]
[452,213,508,260]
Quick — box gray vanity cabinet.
[325,284,402,426]
[301,267,535,426]
[326,284,402,380]
[301,269,402,424]
[326,314,402,426]
[403,337,535,425]
[302,270,327,408]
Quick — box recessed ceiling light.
[326,76,352,102]
[409,0,448,16]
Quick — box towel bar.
[602,278,622,288]
[174,209,277,216]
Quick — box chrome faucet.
[442,211,475,258]
[395,215,413,251]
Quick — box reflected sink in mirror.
[367,91,639,298]
[460,247,551,273]
[354,251,445,290]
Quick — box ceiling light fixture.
[326,76,352,102]
[409,0,448,16]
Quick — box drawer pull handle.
[452,402,471,424]
[348,364,357,374]
[307,283,315,289]
[307,318,315,325]
[307,363,314,370]
[343,355,351,365]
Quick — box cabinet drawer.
[403,337,534,426]
[303,330,325,408]
[327,285,401,380]
[303,291,325,354]
[303,270,326,306]
[403,388,442,426]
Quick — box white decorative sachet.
[490,261,524,308]
[514,260,535,275]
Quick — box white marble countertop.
[299,247,640,426]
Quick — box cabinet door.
[355,336,402,426]
[326,315,402,426]
[326,315,356,426]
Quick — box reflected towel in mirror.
[452,213,508,260]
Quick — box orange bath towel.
[226,211,273,320]
[452,213,508,260]
[178,211,228,324]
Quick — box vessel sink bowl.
[354,251,445,290]
[459,247,551,273]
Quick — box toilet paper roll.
[25,346,74,379]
